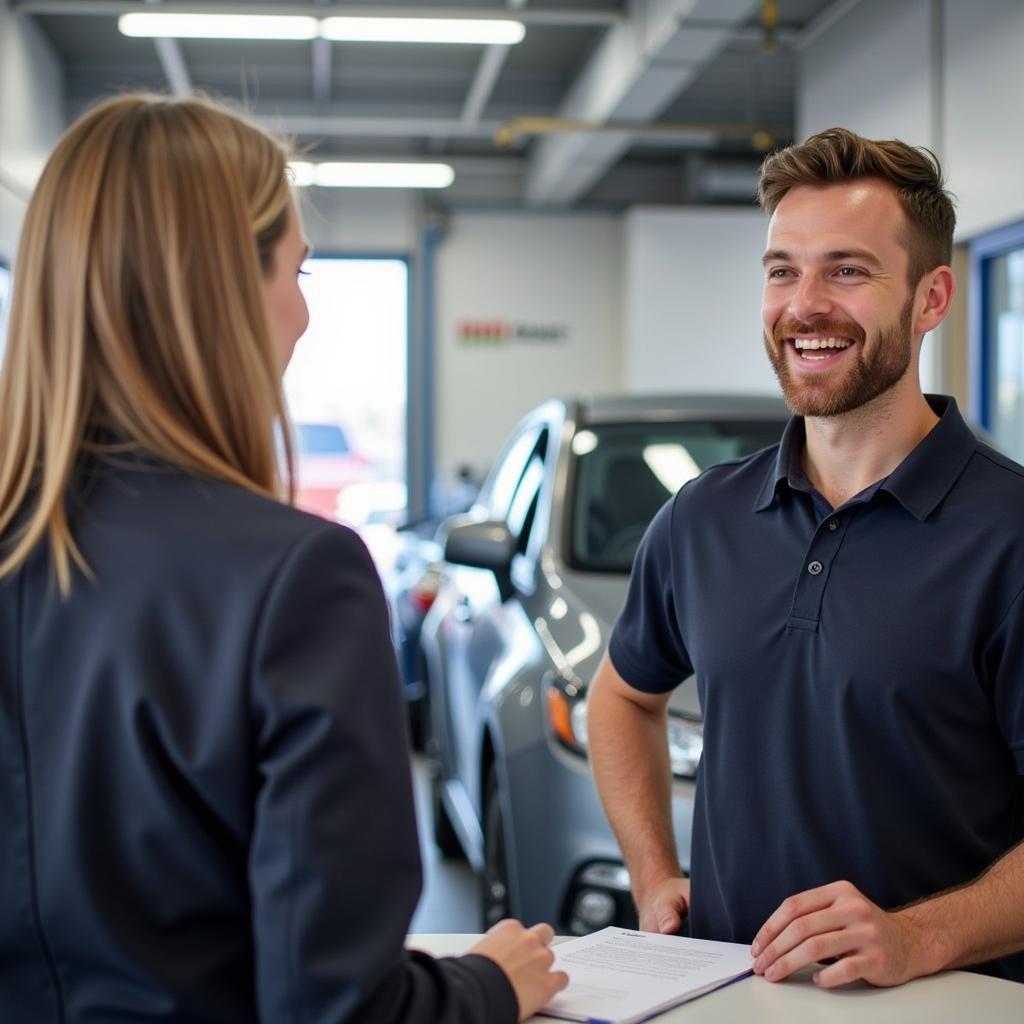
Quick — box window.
[484,428,540,522]
[971,220,1024,460]
[570,419,786,573]
[284,257,408,525]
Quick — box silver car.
[420,394,789,934]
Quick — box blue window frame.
[970,219,1024,459]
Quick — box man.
[587,127,1024,988]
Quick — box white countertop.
[407,933,1024,1023]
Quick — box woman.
[0,94,566,1023]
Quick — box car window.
[507,443,547,555]
[296,422,351,455]
[570,420,786,573]
[485,428,540,521]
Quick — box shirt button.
[808,560,824,576]
[828,518,839,531]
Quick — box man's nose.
[788,275,832,323]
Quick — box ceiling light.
[288,162,455,190]
[321,17,526,45]
[118,13,319,40]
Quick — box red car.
[291,421,370,519]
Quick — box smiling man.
[587,128,1024,987]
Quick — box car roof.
[566,393,791,426]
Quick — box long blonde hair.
[0,93,295,593]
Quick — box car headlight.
[544,672,702,779]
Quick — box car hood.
[554,566,701,719]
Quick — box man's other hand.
[750,880,930,988]
[637,876,692,935]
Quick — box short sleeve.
[248,522,517,1024]
[982,585,1024,775]
[607,494,693,693]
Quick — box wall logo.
[457,319,568,344]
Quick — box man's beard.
[763,296,915,417]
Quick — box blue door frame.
[969,219,1024,430]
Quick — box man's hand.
[750,880,932,988]
[637,876,691,935]
[470,920,569,1021]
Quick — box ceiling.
[15,0,852,209]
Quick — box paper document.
[539,926,753,1024]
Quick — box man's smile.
[788,335,855,363]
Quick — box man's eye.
[836,266,863,277]
[767,267,791,279]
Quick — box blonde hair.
[0,93,295,593]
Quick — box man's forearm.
[587,672,680,900]
[899,839,1024,974]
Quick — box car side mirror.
[442,517,515,599]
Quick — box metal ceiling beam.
[12,1,622,26]
[524,0,761,207]
[461,45,509,124]
[153,36,193,94]
[461,0,527,125]
[146,0,192,96]
[311,0,330,101]
[262,114,504,139]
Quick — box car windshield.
[570,419,786,573]
[296,423,351,455]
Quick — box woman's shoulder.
[76,460,373,590]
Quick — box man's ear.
[915,266,955,335]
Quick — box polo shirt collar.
[754,415,804,512]
[753,394,977,520]
[880,395,977,520]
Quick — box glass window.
[570,420,786,573]
[506,433,549,555]
[284,257,408,525]
[484,429,540,521]
[986,246,1024,459]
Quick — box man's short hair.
[757,127,956,285]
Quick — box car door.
[444,426,550,800]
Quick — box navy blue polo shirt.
[609,395,1024,981]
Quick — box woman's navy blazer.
[0,454,516,1022]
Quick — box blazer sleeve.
[247,521,518,1024]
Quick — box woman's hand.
[470,919,569,1021]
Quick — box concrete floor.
[408,755,481,934]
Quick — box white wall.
[299,188,418,254]
[798,0,934,147]
[435,212,623,475]
[625,207,777,395]
[799,0,1024,242]
[0,4,65,261]
[797,0,1024,397]
[943,0,1024,239]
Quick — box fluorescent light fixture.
[287,162,317,188]
[288,161,455,190]
[321,17,526,45]
[119,13,319,40]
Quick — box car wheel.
[431,766,464,859]
[481,768,511,929]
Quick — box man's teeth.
[792,337,851,350]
